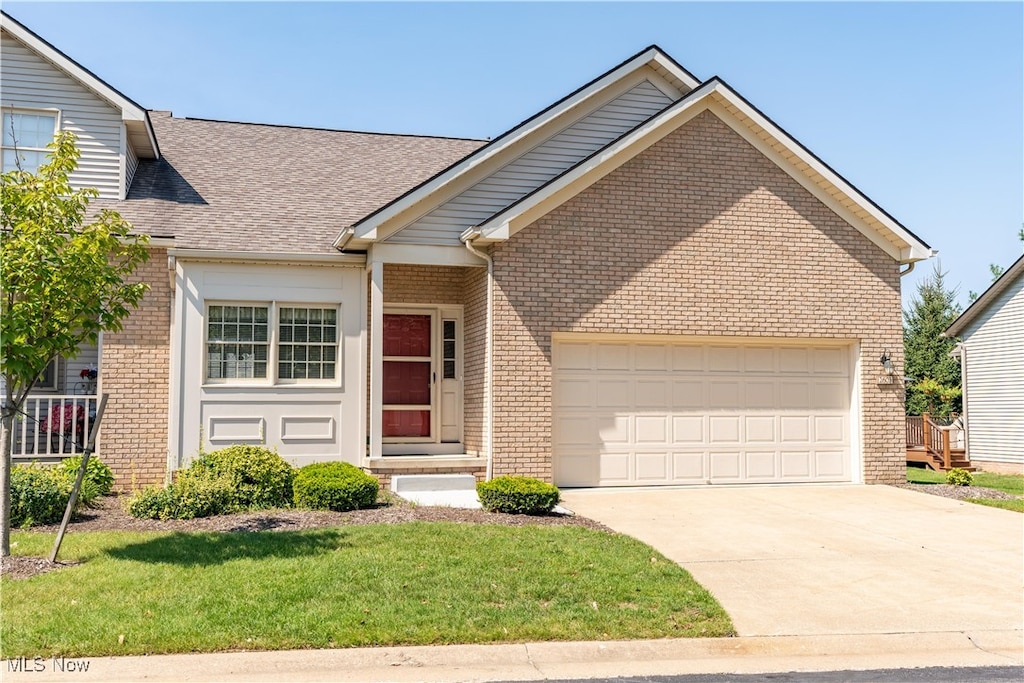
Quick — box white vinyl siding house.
[389,79,674,246]
[947,257,1024,469]
[1,32,125,197]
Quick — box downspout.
[461,229,494,481]
[899,261,915,277]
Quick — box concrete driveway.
[561,485,1024,639]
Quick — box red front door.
[382,314,432,438]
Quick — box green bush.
[125,473,234,520]
[477,476,560,515]
[946,468,973,487]
[11,464,68,527]
[188,445,294,510]
[56,456,115,505]
[293,462,379,512]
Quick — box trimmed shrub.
[293,462,379,512]
[11,464,68,527]
[477,476,560,515]
[189,445,294,510]
[125,473,234,520]
[946,468,973,487]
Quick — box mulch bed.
[2,494,611,581]
[894,482,1021,501]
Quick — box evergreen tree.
[903,264,962,415]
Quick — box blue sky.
[5,1,1022,310]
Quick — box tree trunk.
[1,409,14,557]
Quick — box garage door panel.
[745,451,777,479]
[636,380,670,407]
[635,415,669,444]
[745,416,776,442]
[598,415,630,444]
[710,452,742,480]
[635,452,670,481]
[815,450,846,478]
[552,339,852,487]
[781,451,812,477]
[673,452,706,480]
[672,416,704,443]
[596,344,630,370]
[635,344,668,371]
[710,381,741,408]
[555,378,593,409]
[596,379,631,407]
[673,380,704,408]
[599,452,631,483]
[745,381,776,409]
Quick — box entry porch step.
[390,474,481,509]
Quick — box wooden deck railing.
[906,412,963,470]
[9,394,99,458]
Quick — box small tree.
[903,263,962,416]
[1,132,149,556]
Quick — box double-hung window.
[2,110,58,173]
[205,303,339,384]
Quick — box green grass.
[906,467,1024,512]
[1,523,734,657]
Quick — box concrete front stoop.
[391,474,481,509]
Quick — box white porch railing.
[9,394,99,458]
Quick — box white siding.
[1,32,124,198]
[125,135,139,193]
[961,274,1024,464]
[390,80,673,246]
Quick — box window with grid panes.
[278,307,338,380]
[2,112,57,173]
[206,305,269,379]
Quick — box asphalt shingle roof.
[95,112,485,253]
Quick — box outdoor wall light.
[880,351,894,376]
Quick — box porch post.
[369,260,384,460]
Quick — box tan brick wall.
[489,110,905,484]
[98,247,172,490]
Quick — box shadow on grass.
[105,529,349,566]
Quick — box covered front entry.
[552,336,857,487]
[381,309,462,452]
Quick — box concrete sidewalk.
[5,631,1023,682]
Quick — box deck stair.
[906,413,974,472]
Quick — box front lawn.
[906,467,1024,512]
[1,523,733,657]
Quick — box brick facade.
[99,247,172,490]
[488,110,905,484]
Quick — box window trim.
[202,300,342,387]
[1,107,61,173]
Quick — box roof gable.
[467,77,932,264]
[0,10,159,159]
[945,253,1024,338]
[337,45,698,250]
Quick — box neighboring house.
[944,254,1024,475]
[2,11,935,490]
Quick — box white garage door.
[553,338,853,487]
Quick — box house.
[2,11,935,489]
[944,254,1024,475]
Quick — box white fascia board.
[336,47,697,249]
[1,14,158,157]
[169,248,366,267]
[369,243,487,267]
[945,254,1024,337]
